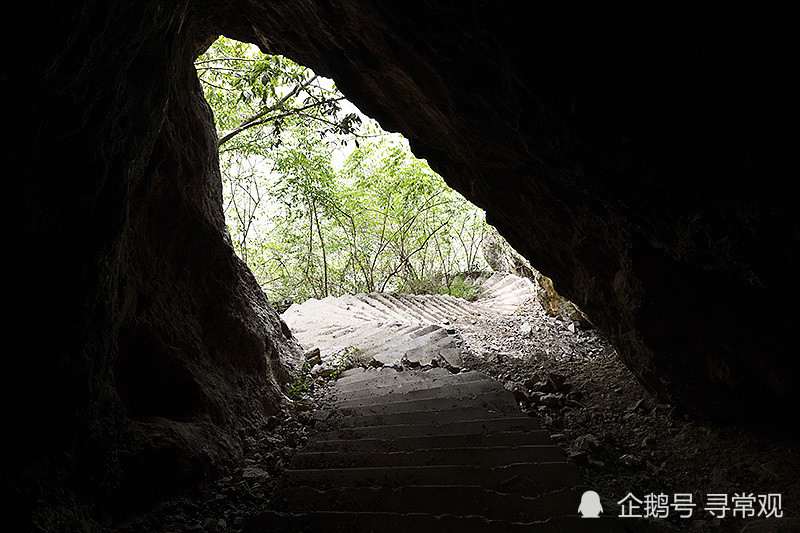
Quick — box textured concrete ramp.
[255,276,625,531]
[282,273,535,367]
[246,368,624,532]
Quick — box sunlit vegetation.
[197,37,492,302]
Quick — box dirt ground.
[453,298,800,532]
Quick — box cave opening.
[10,3,800,531]
[197,37,500,307]
[194,35,601,402]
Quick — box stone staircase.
[281,273,536,368]
[246,274,624,531]
[246,367,624,531]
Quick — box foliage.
[285,346,361,400]
[440,274,482,301]
[256,127,491,301]
[196,37,360,152]
[196,37,493,303]
[285,370,317,401]
[326,346,362,380]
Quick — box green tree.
[196,37,360,152]
[196,37,492,303]
[196,37,361,269]
[257,127,490,300]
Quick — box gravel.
[454,297,800,531]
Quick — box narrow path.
[246,275,625,531]
[247,366,623,531]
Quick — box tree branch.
[217,75,321,147]
[195,57,261,65]
[217,96,346,149]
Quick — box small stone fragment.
[504,381,530,404]
[527,391,545,404]
[620,453,643,467]
[540,393,564,408]
[529,379,553,393]
[568,450,588,464]
[573,433,600,451]
[587,456,604,467]
[629,398,647,413]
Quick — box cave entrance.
[197,37,494,306]
[195,34,607,407]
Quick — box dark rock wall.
[6,0,798,528]
[5,2,301,529]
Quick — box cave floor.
[115,277,800,532]
[245,365,625,531]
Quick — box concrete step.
[304,430,554,453]
[416,295,460,319]
[315,416,540,441]
[484,272,522,294]
[335,365,395,382]
[316,323,410,351]
[325,296,378,322]
[284,298,358,324]
[334,366,448,387]
[351,326,456,365]
[482,288,533,308]
[333,379,506,408]
[363,324,446,350]
[354,294,408,322]
[244,511,626,533]
[323,406,520,428]
[290,445,565,469]
[377,294,435,323]
[324,391,521,418]
[285,462,582,493]
[331,371,489,398]
[274,484,592,522]
[389,293,444,323]
[481,271,505,288]
[369,328,459,367]
[336,294,388,316]
[370,293,421,321]
[333,368,484,388]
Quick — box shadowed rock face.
[6,0,798,527]
[6,2,302,528]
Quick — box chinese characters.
[617,493,782,519]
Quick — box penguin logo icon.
[578,490,603,518]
